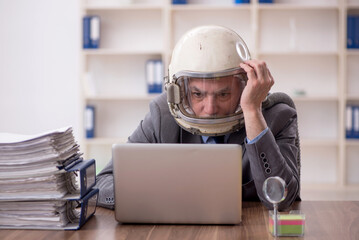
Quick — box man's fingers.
[267,68,275,87]
[243,60,265,81]
[240,62,257,80]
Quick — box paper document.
[0,126,98,230]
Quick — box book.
[0,127,98,230]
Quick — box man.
[96,25,300,210]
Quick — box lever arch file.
[346,105,359,139]
[0,159,96,201]
[85,105,95,138]
[83,15,100,49]
[0,127,98,230]
[0,188,99,230]
[66,159,96,200]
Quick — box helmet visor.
[176,69,247,121]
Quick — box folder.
[347,15,356,49]
[172,0,187,4]
[146,60,163,94]
[65,159,96,200]
[154,60,163,93]
[85,105,95,138]
[0,188,99,230]
[0,159,96,201]
[90,16,100,48]
[346,105,359,139]
[83,16,92,49]
[354,106,359,138]
[235,0,250,3]
[355,16,359,49]
[83,15,100,49]
[0,127,98,230]
[346,105,354,138]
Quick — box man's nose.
[203,95,218,116]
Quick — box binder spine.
[346,105,353,138]
[354,106,359,138]
[235,0,250,3]
[346,105,359,139]
[83,15,100,49]
[77,188,99,229]
[90,16,100,48]
[347,15,355,49]
[83,16,91,49]
[146,60,163,94]
[85,105,95,139]
[68,159,96,198]
[155,60,163,93]
[355,16,359,49]
[146,60,155,93]
[172,0,187,4]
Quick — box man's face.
[188,76,243,117]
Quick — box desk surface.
[1,201,359,240]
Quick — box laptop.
[112,143,242,224]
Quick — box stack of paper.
[0,127,98,230]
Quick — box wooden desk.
[1,201,359,240]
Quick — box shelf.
[301,138,338,147]
[83,49,163,56]
[301,184,359,200]
[258,3,339,10]
[301,183,359,191]
[347,2,359,8]
[346,139,359,146]
[84,137,127,145]
[170,4,251,11]
[85,94,160,101]
[346,95,359,101]
[346,49,359,55]
[292,96,339,102]
[85,4,164,11]
[258,51,339,56]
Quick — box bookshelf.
[80,0,359,192]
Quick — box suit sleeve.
[245,105,300,210]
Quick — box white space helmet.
[165,25,251,136]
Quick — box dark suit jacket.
[96,92,300,210]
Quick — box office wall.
[0,0,81,139]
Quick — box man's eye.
[192,91,203,98]
[218,92,230,98]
